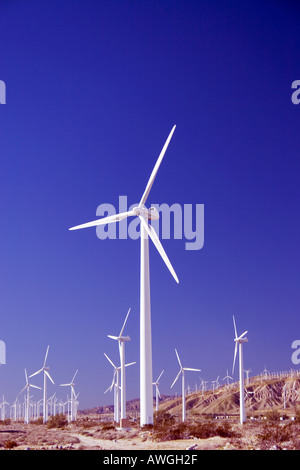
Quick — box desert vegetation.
[0,409,300,450]
[1,375,300,450]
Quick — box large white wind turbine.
[107,307,132,427]
[104,352,136,424]
[232,315,248,425]
[170,349,201,422]
[153,370,164,412]
[60,369,78,422]
[69,125,179,425]
[29,345,55,423]
[18,369,41,424]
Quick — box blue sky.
[0,0,299,410]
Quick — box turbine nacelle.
[234,336,248,344]
[107,334,131,342]
[133,205,159,220]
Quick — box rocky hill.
[80,373,300,419]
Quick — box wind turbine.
[170,349,201,422]
[60,369,78,422]
[29,345,55,423]
[104,367,120,423]
[153,370,164,412]
[212,376,220,393]
[232,315,248,425]
[262,365,270,380]
[18,369,41,424]
[0,395,9,420]
[69,125,179,426]
[222,369,233,387]
[107,307,132,426]
[244,368,252,386]
[104,353,136,424]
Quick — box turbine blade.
[29,368,43,378]
[24,369,28,384]
[140,216,179,283]
[175,349,182,369]
[30,384,42,390]
[105,370,116,393]
[171,370,182,389]
[43,345,49,368]
[71,369,78,383]
[157,385,161,398]
[233,315,238,339]
[104,384,112,394]
[18,386,27,397]
[45,370,55,385]
[60,383,71,387]
[183,368,202,372]
[232,342,238,375]
[139,125,176,207]
[104,353,116,369]
[124,361,136,367]
[238,330,248,341]
[69,210,135,231]
[119,308,131,337]
[156,370,164,382]
[107,335,119,341]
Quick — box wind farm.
[0,126,299,450]
[1,0,300,453]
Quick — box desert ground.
[0,413,299,451]
[1,373,300,451]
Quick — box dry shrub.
[257,422,295,449]
[47,414,68,429]
[100,422,115,431]
[5,439,17,449]
[0,419,11,425]
[152,414,240,442]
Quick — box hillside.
[81,373,300,420]
[158,374,300,419]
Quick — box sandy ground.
[0,421,233,451]
[69,432,229,450]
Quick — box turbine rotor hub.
[133,205,159,220]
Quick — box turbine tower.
[107,307,132,427]
[29,345,55,423]
[232,315,248,425]
[69,125,179,426]
[170,349,201,422]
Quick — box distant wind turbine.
[60,369,78,422]
[104,353,136,424]
[107,307,132,426]
[0,395,9,420]
[244,368,252,386]
[29,345,55,423]
[170,349,201,422]
[69,125,179,426]
[153,370,164,412]
[18,369,41,424]
[232,315,248,425]
[212,376,220,392]
[222,369,233,387]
